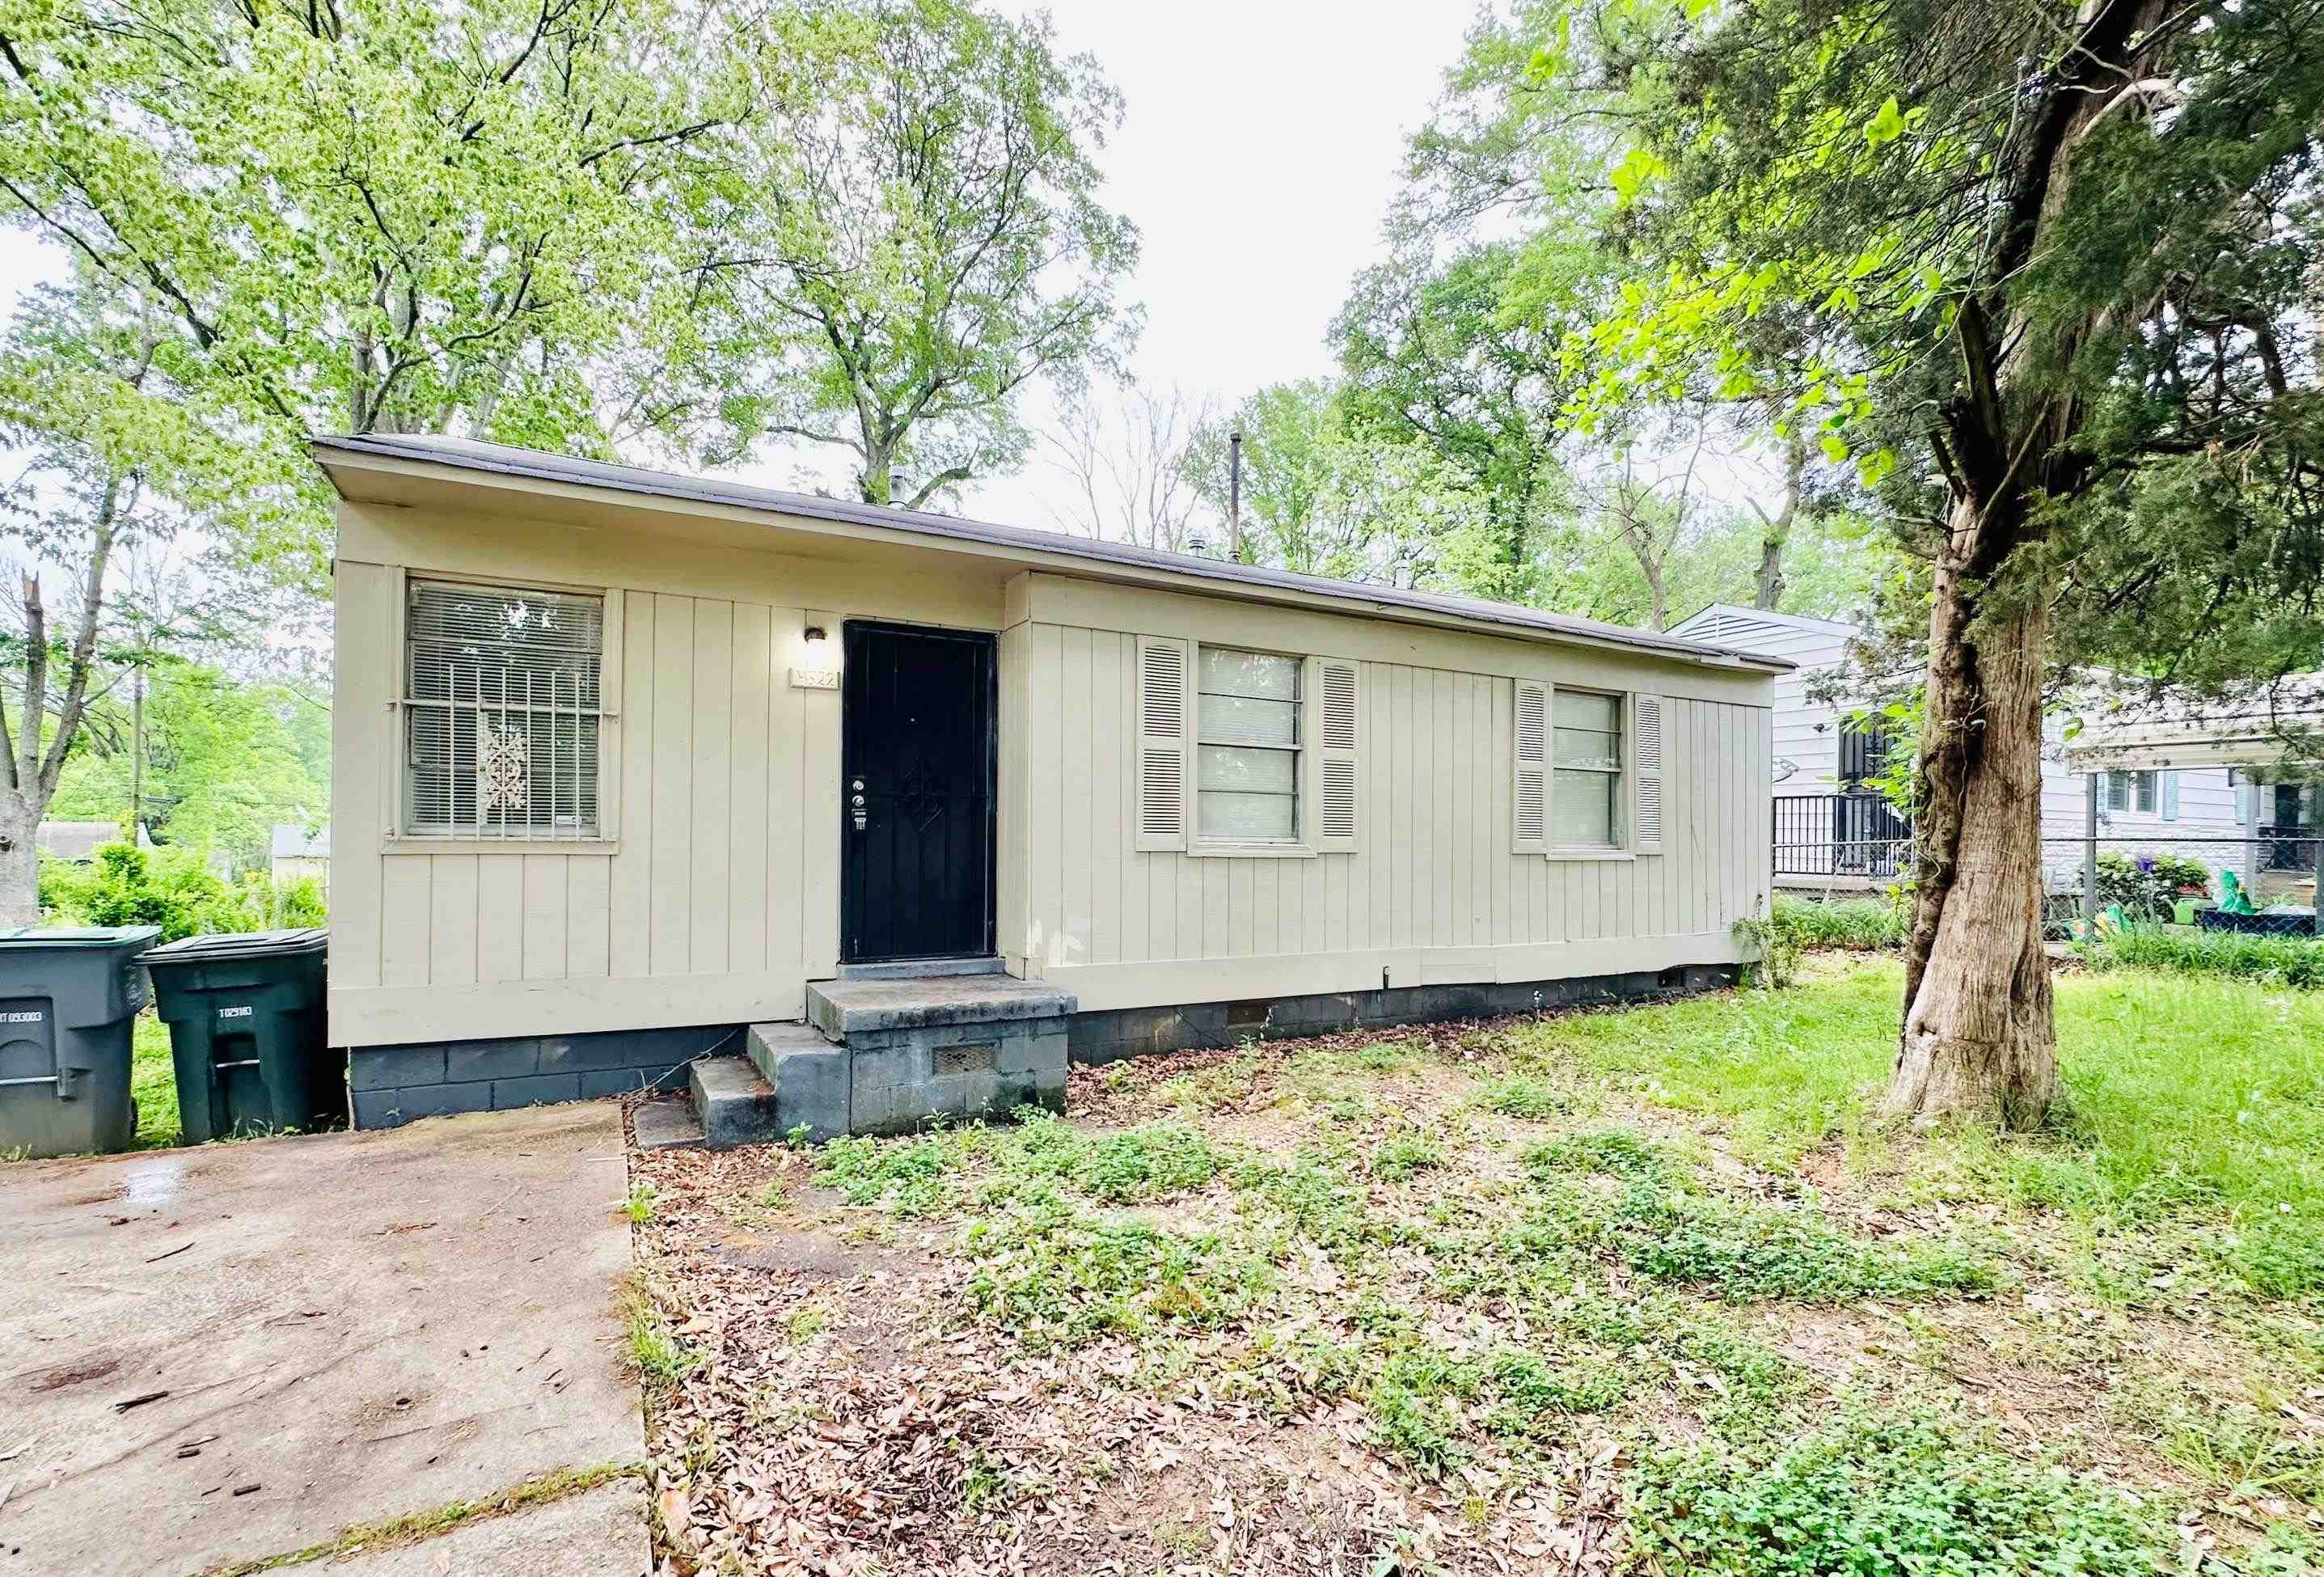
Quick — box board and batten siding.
[332,485,1773,1049]
[1007,580,1773,1012]
[335,561,836,1044]
[328,493,1013,1049]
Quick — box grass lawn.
[627,958,2324,1575]
[131,1011,182,1148]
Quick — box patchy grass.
[623,959,2324,1575]
[196,1462,640,1577]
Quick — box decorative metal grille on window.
[1197,647,1300,841]
[1551,691,1622,848]
[404,580,604,837]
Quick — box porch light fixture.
[789,624,840,690]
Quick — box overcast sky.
[0,1,1479,526]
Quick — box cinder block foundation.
[1065,964,1738,1064]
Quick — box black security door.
[841,622,996,963]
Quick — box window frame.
[1187,641,1317,858]
[1549,686,1628,856]
[387,573,623,852]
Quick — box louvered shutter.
[1135,636,1191,851]
[1631,692,1665,856]
[1312,657,1359,853]
[2162,771,2181,822]
[1513,679,1549,854]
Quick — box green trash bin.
[0,924,158,1158]
[140,928,337,1143]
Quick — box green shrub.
[41,842,327,941]
[2081,925,2322,989]
[1629,1410,2161,1577]
[1770,894,1907,951]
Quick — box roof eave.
[311,435,1795,675]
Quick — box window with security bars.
[404,580,604,837]
[1197,647,1300,842]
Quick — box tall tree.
[0,285,227,923]
[1039,381,1215,550]
[1566,0,2324,1125]
[0,0,763,573]
[711,0,1140,509]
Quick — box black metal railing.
[2260,824,2322,873]
[1773,792,1913,879]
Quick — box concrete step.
[746,1022,851,1144]
[687,1056,784,1150]
[838,955,1006,981]
[805,974,1076,1042]
[632,1098,705,1151]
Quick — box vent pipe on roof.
[1227,429,1244,564]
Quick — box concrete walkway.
[0,1104,646,1577]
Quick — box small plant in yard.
[1629,1407,2163,1577]
[622,1181,657,1224]
[622,1276,695,1393]
[1472,1074,1570,1118]
[1733,911,1801,988]
[1369,1131,1443,1182]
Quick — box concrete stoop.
[682,966,1075,1148]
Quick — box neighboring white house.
[270,823,331,889]
[1666,603,2265,893]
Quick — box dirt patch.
[26,1356,120,1393]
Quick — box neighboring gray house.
[37,821,153,862]
[1667,603,2262,893]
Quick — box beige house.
[315,436,1783,1131]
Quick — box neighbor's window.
[1552,690,1623,848]
[2105,771,2158,814]
[404,579,604,837]
[1197,646,1299,841]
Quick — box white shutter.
[1513,679,1549,854]
[1135,636,1191,851]
[1632,692,1665,856]
[1312,657,1359,853]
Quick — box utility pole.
[1227,429,1244,563]
[129,662,145,844]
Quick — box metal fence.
[1773,793,1913,880]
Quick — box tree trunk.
[0,790,43,928]
[1754,432,1805,611]
[1888,531,2056,1128]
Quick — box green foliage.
[0,0,775,566]
[2083,852,2213,924]
[49,666,327,871]
[1770,894,1907,951]
[1732,912,1801,989]
[2081,926,2324,990]
[40,841,321,941]
[1630,1410,2163,1577]
[1472,1075,1573,1118]
[709,0,1139,507]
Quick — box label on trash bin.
[0,1009,41,1023]
[218,1004,253,1019]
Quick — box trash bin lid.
[139,927,327,964]
[0,924,162,949]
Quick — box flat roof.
[312,434,1791,675]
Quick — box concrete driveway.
[0,1104,646,1577]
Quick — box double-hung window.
[1196,647,1301,842]
[404,579,606,839]
[2104,770,2158,814]
[1551,690,1624,849]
